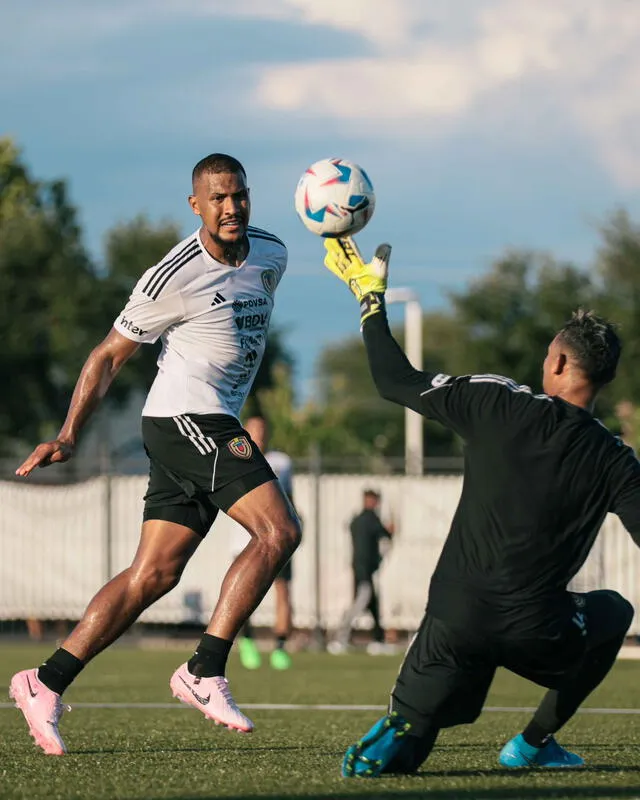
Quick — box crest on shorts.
[228,436,252,459]
[261,269,277,295]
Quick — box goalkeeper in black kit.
[323,237,640,778]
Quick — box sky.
[3,0,640,401]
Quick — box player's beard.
[212,229,249,266]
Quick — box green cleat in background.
[238,636,261,670]
[270,648,292,670]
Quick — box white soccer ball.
[294,158,375,238]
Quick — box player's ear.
[554,352,567,375]
[188,194,200,216]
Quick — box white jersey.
[113,226,287,418]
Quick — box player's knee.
[610,591,635,631]
[251,514,300,562]
[270,517,301,562]
[590,589,635,637]
[128,562,181,600]
[284,516,302,555]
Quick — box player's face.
[189,171,251,244]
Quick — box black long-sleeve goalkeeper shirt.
[363,307,640,638]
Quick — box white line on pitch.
[1,702,640,714]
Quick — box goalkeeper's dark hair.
[556,309,621,387]
[192,153,246,189]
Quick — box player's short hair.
[557,308,621,387]
[363,489,381,501]
[192,153,247,189]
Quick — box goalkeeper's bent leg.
[525,590,633,742]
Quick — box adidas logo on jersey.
[211,292,226,306]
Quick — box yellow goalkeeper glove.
[324,237,392,323]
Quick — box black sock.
[240,620,254,639]
[275,635,287,651]
[37,648,84,696]
[188,634,233,678]
[522,721,552,749]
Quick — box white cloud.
[233,0,640,188]
[3,0,640,187]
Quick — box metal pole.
[310,441,325,650]
[405,298,423,475]
[386,289,424,475]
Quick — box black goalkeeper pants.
[386,589,634,774]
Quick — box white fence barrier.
[1,476,640,634]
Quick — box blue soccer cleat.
[342,712,412,778]
[499,733,585,769]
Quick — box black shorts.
[391,590,632,737]
[141,414,276,537]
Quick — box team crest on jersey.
[261,269,277,295]
[228,436,252,460]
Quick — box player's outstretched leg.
[9,669,69,756]
[170,662,253,733]
[342,713,412,778]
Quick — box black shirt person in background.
[329,490,393,654]
[323,237,639,779]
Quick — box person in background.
[328,489,394,655]
[232,415,297,670]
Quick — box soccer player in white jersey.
[231,416,296,671]
[10,153,302,756]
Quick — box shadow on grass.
[415,765,640,778]
[152,787,640,800]
[74,744,347,757]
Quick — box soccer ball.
[294,158,375,238]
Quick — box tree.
[316,312,465,465]
[595,210,640,443]
[596,210,640,406]
[0,138,105,452]
[449,251,596,389]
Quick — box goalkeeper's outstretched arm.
[323,238,432,415]
[361,308,430,414]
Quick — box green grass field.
[1,645,640,800]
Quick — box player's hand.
[324,237,391,300]
[15,439,75,477]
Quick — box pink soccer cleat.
[9,669,69,755]
[169,663,254,733]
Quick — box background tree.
[596,210,640,444]
[0,137,105,453]
[450,252,597,381]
